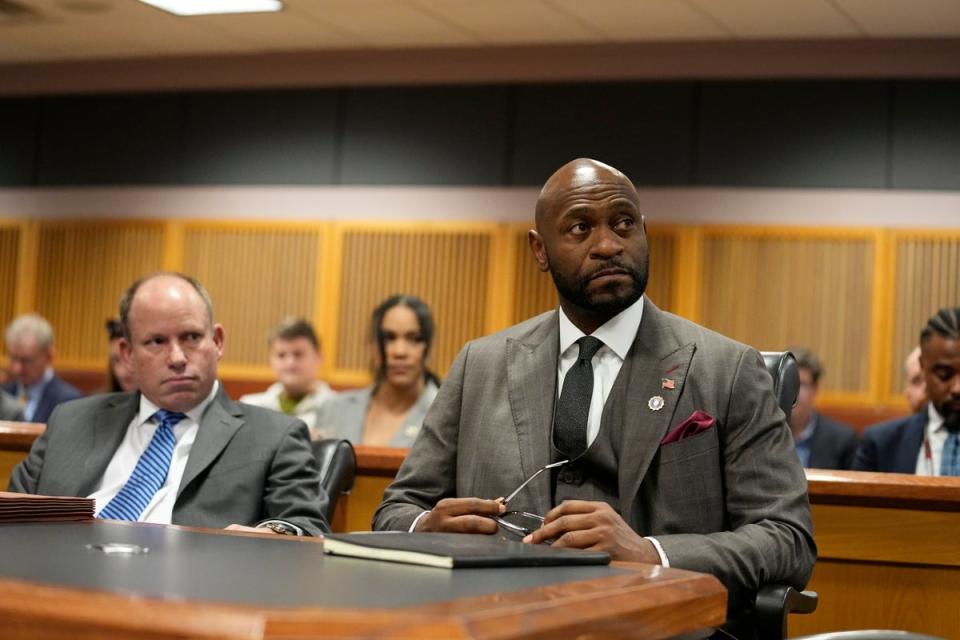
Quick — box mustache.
[583,259,636,280]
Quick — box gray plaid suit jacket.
[374,299,815,608]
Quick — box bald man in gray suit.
[374,159,815,619]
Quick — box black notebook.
[322,532,610,569]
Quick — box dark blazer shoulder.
[855,412,926,473]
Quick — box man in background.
[788,348,858,469]
[855,308,960,474]
[903,346,928,414]
[10,273,328,535]
[3,314,82,423]
[240,317,335,435]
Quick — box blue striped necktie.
[97,410,186,521]
[941,432,960,476]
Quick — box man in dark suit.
[855,308,960,475]
[3,314,82,423]
[375,159,815,614]
[788,348,858,469]
[10,273,329,536]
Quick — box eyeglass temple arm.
[501,459,569,504]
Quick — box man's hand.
[523,500,661,564]
[416,497,506,534]
[225,524,279,534]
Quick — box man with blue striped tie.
[9,273,329,536]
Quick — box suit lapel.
[177,387,244,499]
[618,301,696,526]
[506,312,559,515]
[82,393,139,496]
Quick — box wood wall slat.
[890,234,960,396]
[33,223,164,364]
[699,232,874,394]
[182,226,321,368]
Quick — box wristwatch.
[258,520,299,536]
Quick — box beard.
[943,404,960,434]
[548,253,649,318]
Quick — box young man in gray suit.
[10,273,329,536]
[374,159,815,616]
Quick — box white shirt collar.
[558,295,645,360]
[136,380,220,428]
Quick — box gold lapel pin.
[648,395,665,411]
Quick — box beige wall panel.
[0,227,19,358]
[700,233,874,394]
[336,229,492,379]
[34,223,164,365]
[890,233,960,396]
[183,226,320,368]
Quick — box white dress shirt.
[557,295,643,447]
[915,403,947,476]
[88,382,219,523]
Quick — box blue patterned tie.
[97,410,185,521]
[940,432,960,476]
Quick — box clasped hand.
[416,497,660,563]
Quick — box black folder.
[322,532,610,569]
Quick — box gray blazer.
[374,300,815,608]
[313,381,439,447]
[9,386,329,536]
[0,389,24,421]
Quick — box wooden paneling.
[182,224,322,370]
[699,229,875,396]
[890,231,960,398]
[334,224,495,380]
[34,222,164,366]
[0,224,19,357]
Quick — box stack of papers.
[0,491,94,523]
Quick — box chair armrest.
[755,584,819,640]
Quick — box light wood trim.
[354,445,410,477]
[806,469,960,510]
[672,226,703,322]
[0,422,44,452]
[13,221,38,315]
[699,225,878,239]
[870,229,896,403]
[161,220,185,272]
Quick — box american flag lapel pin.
[661,378,676,390]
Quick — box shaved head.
[535,158,638,231]
[528,158,648,334]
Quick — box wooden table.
[793,469,960,638]
[0,520,726,639]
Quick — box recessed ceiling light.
[138,0,283,16]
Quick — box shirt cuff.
[645,536,669,566]
[409,510,430,532]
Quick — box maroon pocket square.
[660,410,716,445]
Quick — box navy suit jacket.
[807,413,859,470]
[853,411,927,473]
[2,375,83,424]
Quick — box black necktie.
[554,336,604,459]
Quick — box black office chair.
[755,351,819,640]
[311,438,357,525]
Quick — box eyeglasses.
[493,459,568,537]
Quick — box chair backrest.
[311,438,357,524]
[760,351,801,423]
